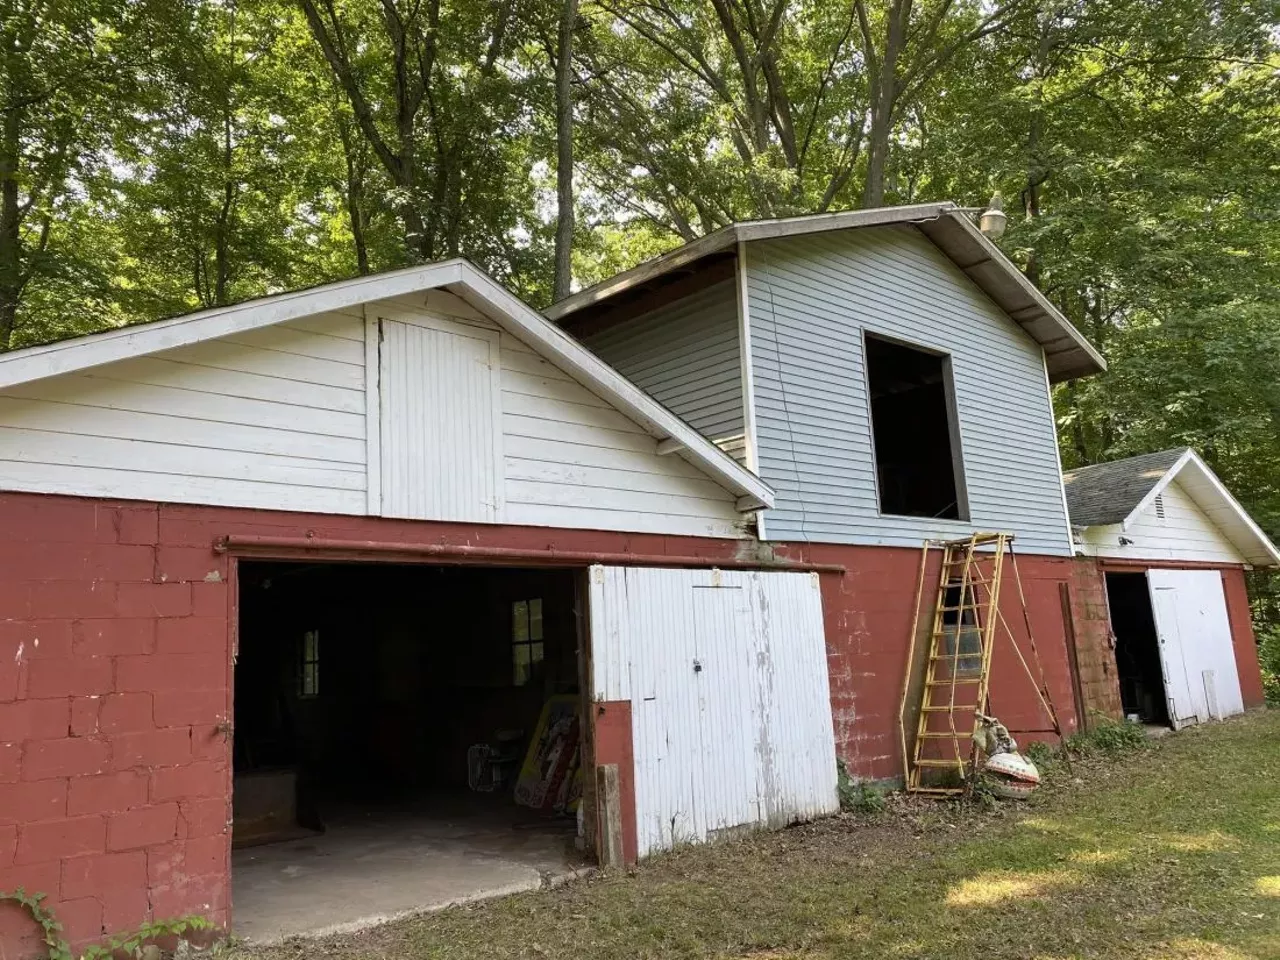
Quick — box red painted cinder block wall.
[774,542,1097,782]
[0,490,757,949]
[1222,567,1265,708]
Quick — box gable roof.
[0,260,774,511]
[1064,448,1280,566]
[1062,448,1187,526]
[544,203,1107,383]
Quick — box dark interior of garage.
[1105,572,1170,725]
[230,560,590,941]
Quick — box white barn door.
[1147,569,1244,729]
[589,566,838,857]
[378,314,503,522]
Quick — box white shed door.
[379,315,503,522]
[589,566,838,857]
[1147,569,1244,729]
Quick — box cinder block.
[148,872,226,921]
[0,857,60,900]
[56,896,106,950]
[107,803,178,852]
[85,544,157,583]
[15,815,106,864]
[110,728,191,771]
[70,696,101,737]
[153,690,226,728]
[25,657,113,699]
[150,762,226,803]
[148,835,226,887]
[68,771,149,817]
[154,547,224,585]
[115,506,159,546]
[0,619,73,660]
[0,780,68,825]
[0,580,29,618]
[29,581,117,619]
[116,654,226,693]
[21,738,110,781]
[155,617,225,655]
[73,618,156,657]
[0,825,13,869]
[0,698,71,741]
[61,850,148,900]
[117,582,192,619]
[0,743,19,783]
[176,798,228,839]
[190,582,227,618]
[98,693,154,734]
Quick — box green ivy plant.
[0,888,213,960]
[0,887,73,960]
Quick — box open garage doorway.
[230,561,591,942]
[1105,572,1170,726]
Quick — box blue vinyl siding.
[746,225,1072,555]
[582,279,745,458]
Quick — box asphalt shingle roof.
[1062,448,1189,527]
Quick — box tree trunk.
[861,4,905,208]
[552,0,578,301]
[0,101,22,351]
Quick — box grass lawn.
[231,710,1280,960]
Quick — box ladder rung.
[925,677,983,685]
[916,732,963,739]
[912,759,967,768]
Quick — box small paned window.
[512,599,544,687]
[941,584,983,676]
[299,630,320,698]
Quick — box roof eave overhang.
[1119,449,1280,567]
[547,205,1106,383]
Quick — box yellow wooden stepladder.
[898,532,1065,794]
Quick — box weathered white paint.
[0,297,754,538]
[589,565,838,857]
[1147,569,1244,729]
[0,259,773,511]
[0,312,369,514]
[1080,480,1245,565]
[1076,450,1280,567]
[379,312,504,523]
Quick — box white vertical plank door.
[378,312,504,522]
[1147,569,1244,728]
[589,565,838,857]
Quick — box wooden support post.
[597,763,624,869]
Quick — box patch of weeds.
[836,761,888,815]
[1024,740,1057,771]
[1258,624,1280,705]
[1065,717,1148,758]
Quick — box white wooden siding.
[582,280,746,461]
[1079,479,1247,564]
[0,312,368,514]
[379,313,503,523]
[0,297,748,538]
[746,226,1073,555]
[590,565,838,857]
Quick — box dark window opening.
[865,334,966,519]
[941,583,983,676]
